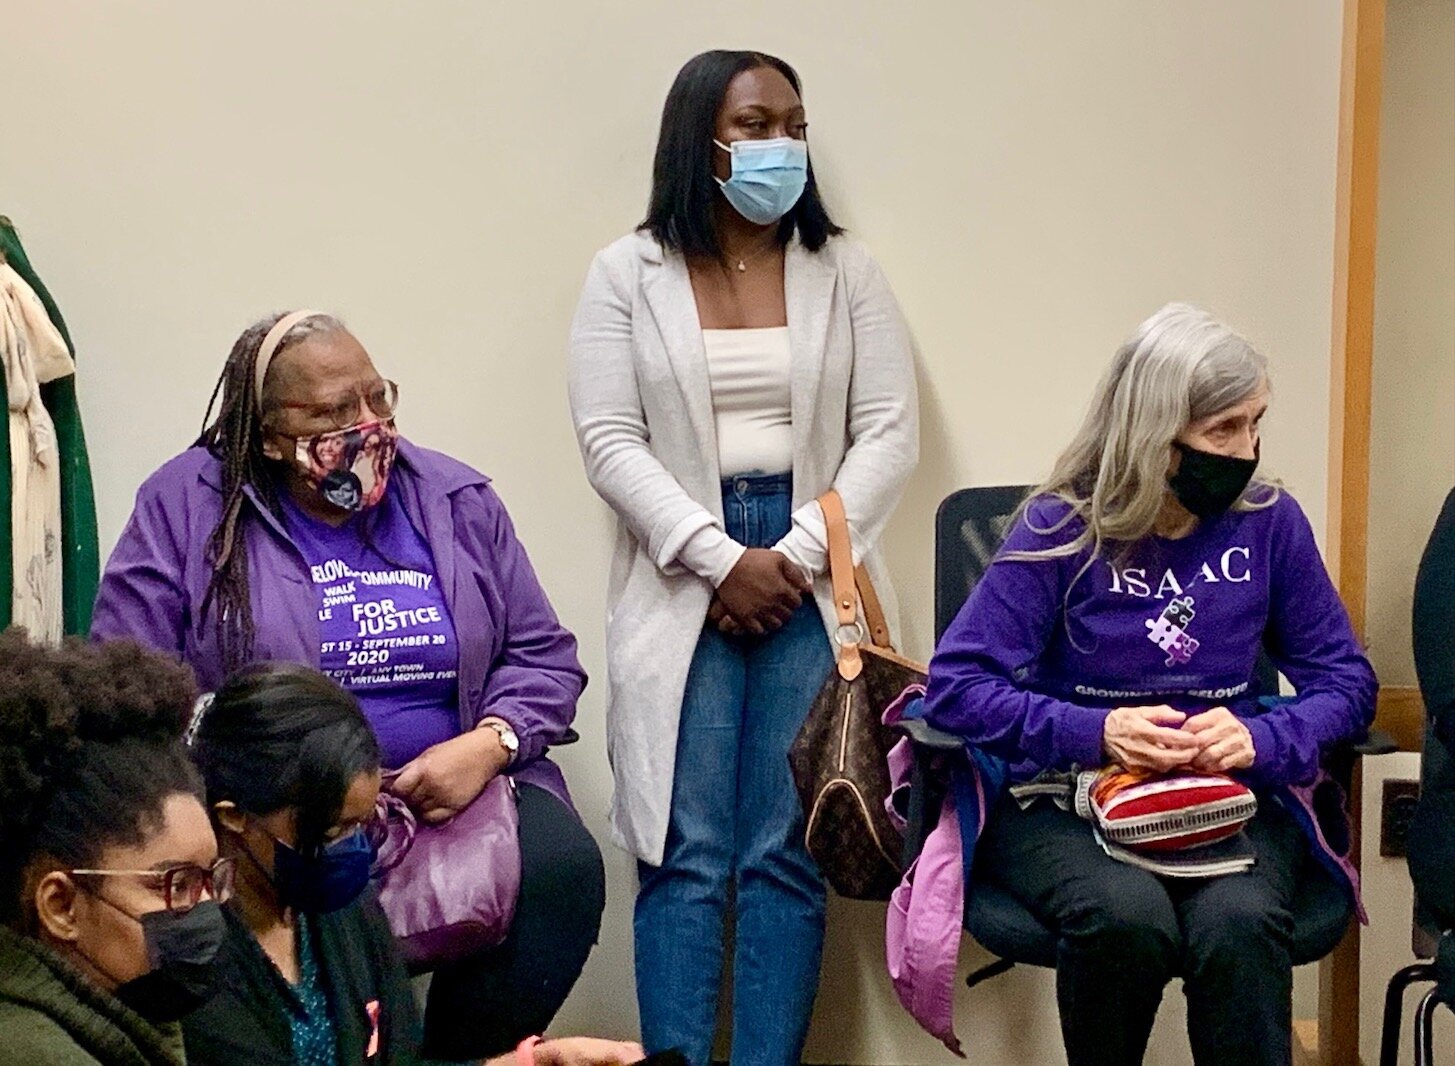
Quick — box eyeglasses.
[275,379,399,432]
[68,857,236,914]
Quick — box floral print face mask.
[294,418,399,512]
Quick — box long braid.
[198,313,342,673]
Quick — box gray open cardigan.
[567,231,920,864]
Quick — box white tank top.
[701,327,793,477]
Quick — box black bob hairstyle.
[641,49,843,261]
[0,630,201,928]
[192,662,381,859]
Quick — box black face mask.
[88,897,226,1022]
[1167,441,1260,519]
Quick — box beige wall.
[4,3,1351,1062]
[1367,0,1455,690]
[1362,1,1455,1062]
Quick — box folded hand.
[712,550,811,635]
[1184,706,1256,773]
[1102,705,1202,772]
[390,729,509,824]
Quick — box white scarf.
[0,263,75,643]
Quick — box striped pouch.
[1078,766,1258,853]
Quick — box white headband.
[253,309,328,407]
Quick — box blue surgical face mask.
[269,826,374,914]
[713,137,809,226]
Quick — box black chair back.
[934,486,1032,641]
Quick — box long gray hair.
[1014,302,1277,564]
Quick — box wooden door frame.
[1316,0,1386,1062]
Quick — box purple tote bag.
[370,772,523,971]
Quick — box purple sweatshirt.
[91,440,586,805]
[923,490,1378,789]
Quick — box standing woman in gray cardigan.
[568,49,918,1066]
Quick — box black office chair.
[900,485,1393,991]
[1378,729,1453,1066]
[1379,488,1455,1066]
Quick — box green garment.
[0,217,101,634]
[0,926,187,1066]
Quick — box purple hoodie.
[924,490,1377,789]
[91,440,586,805]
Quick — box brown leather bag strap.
[854,563,894,651]
[818,489,896,646]
[817,490,863,680]
[818,489,857,628]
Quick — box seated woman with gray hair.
[923,304,1378,1066]
[92,310,604,1061]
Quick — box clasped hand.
[708,548,811,636]
[1102,704,1255,774]
[389,727,511,824]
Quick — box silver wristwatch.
[479,718,520,765]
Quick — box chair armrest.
[1320,728,1397,790]
[898,717,964,752]
[897,720,964,866]
[1351,728,1397,757]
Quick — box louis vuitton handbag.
[789,490,928,901]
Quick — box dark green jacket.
[183,894,456,1066]
[0,217,101,634]
[0,926,186,1066]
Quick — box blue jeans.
[635,474,834,1066]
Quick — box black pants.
[976,796,1304,1066]
[421,782,606,1060]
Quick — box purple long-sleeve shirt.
[91,440,586,805]
[923,491,1377,789]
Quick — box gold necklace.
[725,240,778,273]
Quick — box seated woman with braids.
[0,630,227,1066]
[93,311,605,1061]
[186,661,644,1066]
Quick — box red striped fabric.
[1088,767,1257,852]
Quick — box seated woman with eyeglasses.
[923,304,1378,1066]
[0,629,229,1066]
[92,311,604,1061]
[185,661,644,1066]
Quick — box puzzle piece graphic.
[1144,614,1182,650]
[1145,602,1202,665]
[1165,630,1200,666]
[1164,596,1196,628]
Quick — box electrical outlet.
[1381,779,1421,858]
